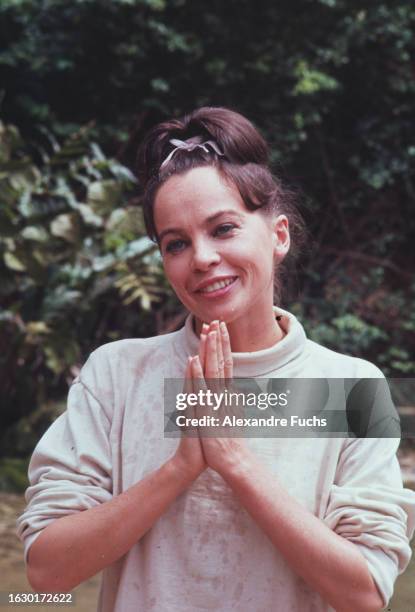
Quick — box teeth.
[200,277,236,293]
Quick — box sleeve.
[322,436,415,609]
[15,370,113,566]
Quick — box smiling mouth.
[197,276,238,294]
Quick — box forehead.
[154,166,246,231]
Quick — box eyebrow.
[158,210,243,244]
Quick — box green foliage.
[292,264,415,377]
[0,2,414,464]
[0,457,30,493]
[0,121,172,457]
[293,61,340,96]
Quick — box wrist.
[214,444,257,481]
[169,453,204,485]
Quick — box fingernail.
[220,322,227,333]
[202,323,209,332]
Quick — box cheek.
[163,260,178,286]
[163,259,188,290]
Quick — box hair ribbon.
[160,137,224,170]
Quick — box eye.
[166,223,236,255]
[165,239,186,254]
[214,223,236,236]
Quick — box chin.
[204,307,239,324]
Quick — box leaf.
[293,60,339,96]
[50,213,78,243]
[4,252,26,271]
[117,236,157,260]
[76,203,104,227]
[25,321,50,335]
[0,122,22,163]
[8,164,41,191]
[21,226,49,242]
[150,77,169,92]
[43,337,81,375]
[92,254,116,272]
[43,345,63,375]
[87,180,123,214]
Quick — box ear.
[272,215,290,263]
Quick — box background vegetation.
[1,0,414,488]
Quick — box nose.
[190,238,221,271]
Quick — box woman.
[17,107,415,611]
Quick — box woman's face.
[154,166,289,327]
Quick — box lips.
[200,277,237,293]
[195,276,238,293]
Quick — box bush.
[0,121,174,456]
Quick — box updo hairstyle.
[136,106,305,302]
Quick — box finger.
[198,322,210,373]
[191,355,208,418]
[205,330,219,380]
[180,357,195,435]
[191,354,207,391]
[212,320,225,379]
[192,356,213,437]
[220,321,233,380]
[199,333,207,373]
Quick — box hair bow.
[160,137,224,170]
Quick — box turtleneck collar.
[178,306,307,377]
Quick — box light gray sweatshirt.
[16,308,415,611]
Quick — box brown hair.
[136,106,306,303]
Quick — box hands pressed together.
[174,319,249,481]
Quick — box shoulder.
[74,328,183,399]
[90,327,181,364]
[305,339,385,378]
